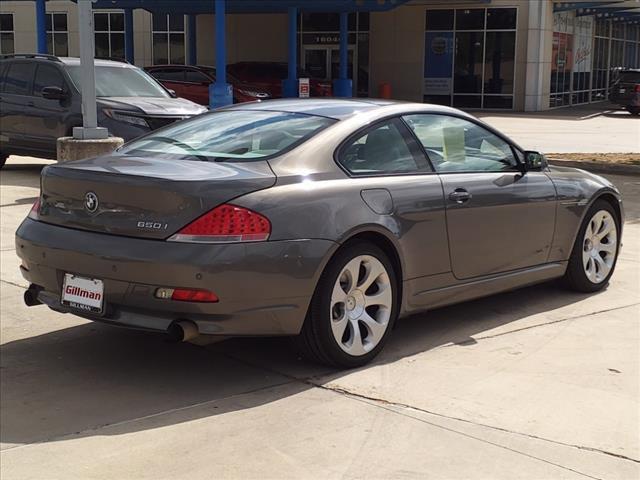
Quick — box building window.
[424,8,517,110]
[152,13,185,65]
[0,13,14,54]
[46,13,68,56]
[94,11,125,60]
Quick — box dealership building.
[1,0,639,111]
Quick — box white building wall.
[524,0,554,110]
[195,13,288,66]
[2,1,40,54]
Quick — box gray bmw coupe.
[16,99,623,368]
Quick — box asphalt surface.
[1,156,639,479]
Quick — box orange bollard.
[378,82,392,99]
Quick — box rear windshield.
[119,110,336,161]
[67,65,169,97]
[618,71,640,83]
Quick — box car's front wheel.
[563,199,620,292]
[295,242,399,368]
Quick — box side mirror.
[167,89,177,98]
[41,86,66,100]
[523,151,548,171]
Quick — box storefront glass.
[298,13,369,97]
[550,14,640,108]
[424,7,517,110]
[592,22,609,102]
[549,11,595,107]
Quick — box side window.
[4,62,36,96]
[33,64,66,96]
[338,119,426,175]
[184,70,210,83]
[403,114,518,173]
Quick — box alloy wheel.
[330,255,393,356]
[582,210,617,284]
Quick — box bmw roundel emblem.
[85,192,99,213]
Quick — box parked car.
[228,61,332,97]
[17,99,623,368]
[145,64,271,105]
[0,54,207,168]
[610,68,640,115]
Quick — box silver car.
[16,99,623,368]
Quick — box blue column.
[35,0,47,54]
[210,0,232,108]
[188,14,197,65]
[333,12,352,97]
[282,6,298,98]
[124,8,134,63]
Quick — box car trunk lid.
[38,155,276,239]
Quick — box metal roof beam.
[89,0,410,14]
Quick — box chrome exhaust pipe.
[24,284,43,307]
[167,320,199,343]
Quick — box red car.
[145,65,271,105]
[228,62,332,98]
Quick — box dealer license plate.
[61,273,104,314]
[619,88,626,94]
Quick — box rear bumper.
[16,218,337,336]
[610,93,640,107]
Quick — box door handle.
[449,188,472,204]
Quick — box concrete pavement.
[476,103,640,154]
[1,157,639,479]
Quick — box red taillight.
[28,198,41,220]
[635,84,640,93]
[171,288,218,303]
[168,204,271,243]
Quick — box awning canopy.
[88,0,411,14]
[553,1,640,22]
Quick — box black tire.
[628,107,640,116]
[0,154,7,169]
[294,241,399,368]
[563,199,620,293]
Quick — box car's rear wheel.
[0,153,7,169]
[628,107,640,116]
[563,199,620,292]
[295,242,399,368]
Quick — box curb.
[548,159,640,176]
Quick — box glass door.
[303,45,357,95]
[304,47,329,81]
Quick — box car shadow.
[0,280,602,448]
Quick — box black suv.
[0,54,207,168]
[610,69,640,116]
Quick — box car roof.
[226,98,463,120]
[58,57,133,68]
